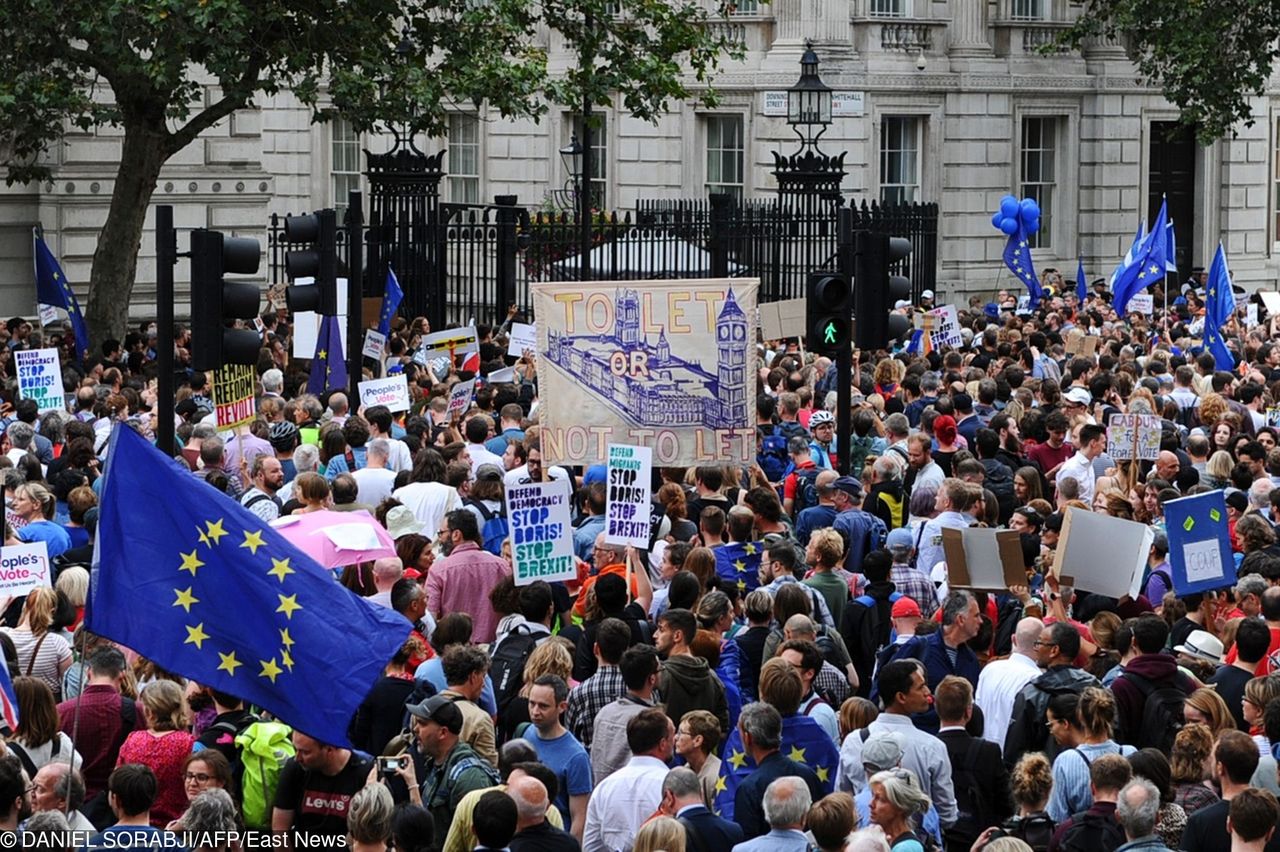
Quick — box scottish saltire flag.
[1110,220,1145,290]
[715,540,764,594]
[1204,243,1236,372]
[1113,199,1168,315]
[0,662,17,732]
[1076,257,1087,304]
[1002,226,1042,308]
[307,315,348,395]
[712,714,839,819]
[88,424,409,747]
[376,267,404,337]
[1166,219,1179,274]
[32,228,89,357]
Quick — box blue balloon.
[1000,216,1019,235]
[1000,197,1019,218]
[991,211,1004,229]
[1025,219,1040,235]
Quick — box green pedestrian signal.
[823,322,837,344]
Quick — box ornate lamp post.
[787,41,833,150]
[773,41,846,203]
[556,136,584,212]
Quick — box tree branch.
[165,57,265,154]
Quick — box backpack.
[466,499,510,556]
[758,426,791,485]
[1054,808,1127,852]
[235,720,295,830]
[854,591,903,657]
[814,625,843,671]
[491,625,540,715]
[1123,671,1185,752]
[944,738,991,849]
[1002,812,1055,852]
[791,467,821,515]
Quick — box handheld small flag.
[1076,257,1087,304]
[307,315,348,395]
[1113,199,1168,315]
[376,267,404,338]
[1204,243,1236,372]
[33,228,90,358]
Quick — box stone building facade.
[0,0,1276,320]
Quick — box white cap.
[921,289,935,300]
[894,300,910,309]
[1064,387,1092,406]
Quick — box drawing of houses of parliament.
[545,288,748,429]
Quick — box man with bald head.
[442,741,566,852]
[1155,451,1181,485]
[508,770,577,852]
[974,617,1044,750]
[30,762,95,832]
[367,557,403,609]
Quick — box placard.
[357,375,410,413]
[1050,507,1149,598]
[506,479,577,585]
[419,325,480,359]
[362,329,386,360]
[37,304,58,327]
[1164,491,1233,595]
[1247,304,1260,328]
[759,298,807,341]
[447,378,476,420]
[488,367,516,383]
[605,444,653,549]
[1065,332,1100,357]
[1129,293,1154,315]
[507,323,538,357]
[0,540,51,597]
[212,363,256,429]
[14,348,64,413]
[940,527,1025,590]
[924,305,961,349]
[1268,407,1280,428]
[1106,413,1161,461]
[1259,291,1280,314]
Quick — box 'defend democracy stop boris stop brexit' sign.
[506,479,576,586]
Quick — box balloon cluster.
[991,195,1040,236]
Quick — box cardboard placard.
[14,348,64,413]
[759,298,807,341]
[1050,507,1150,598]
[1129,293,1154,315]
[1164,492,1233,595]
[447,378,476,419]
[1106,413,1161,462]
[507,323,538,358]
[0,541,51,598]
[940,527,1026,590]
[924,306,962,349]
[212,363,256,429]
[1065,332,1100,357]
[362,329,387,361]
[506,479,577,585]
[357,375,410,413]
[1258,291,1280,314]
[604,444,653,549]
[1268,407,1280,428]
[419,325,479,359]
[488,367,516,383]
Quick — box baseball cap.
[475,463,504,483]
[406,694,464,734]
[921,290,935,300]
[1226,490,1248,513]
[583,464,608,487]
[894,300,911,309]
[891,597,922,619]
[885,527,914,551]
[832,476,863,499]
[861,733,905,772]
[1063,387,1092,406]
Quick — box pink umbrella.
[270,510,398,568]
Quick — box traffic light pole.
[836,208,854,477]
[346,190,363,401]
[156,205,176,457]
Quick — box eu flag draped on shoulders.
[715,540,765,595]
[1112,199,1168,316]
[712,713,839,820]
[88,424,409,747]
[376,267,404,338]
[307,315,348,395]
[1001,226,1042,309]
[32,227,90,359]
[1204,243,1237,372]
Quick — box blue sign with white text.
[1164,491,1234,596]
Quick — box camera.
[378,755,407,775]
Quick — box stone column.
[948,0,992,57]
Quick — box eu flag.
[32,228,89,358]
[1113,199,1168,315]
[307,315,348,395]
[1110,220,1145,291]
[376,267,404,338]
[1001,226,1042,308]
[0,662,17,732]
[88,424,409,747]
[1204,242,1236,372]
[712,713,839,820]
[1076,256,1087,304]
[1166,219,1179,274]
[715,541,764,595]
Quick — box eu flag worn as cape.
[712,714,839,820]
[33,228,89,358]
[1002,226,1042,308]
[88,424,410,747]
[1204,243,1236,372]
[715,540,764,595]
[307,315,348,395]
[376,267,404,338]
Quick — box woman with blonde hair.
[347,783,395,852]
[55,565,89,633]
[1182,688,1235,739]
[633,815,685,852]
[1243,675,1280,753]
[1047,686,1135,821]
[497,638,573,743]
[0,587,72,699]
[1169,723,1220,815]
[1203,450,1234,490]
[9,481,71,557]
[117,679,197,826]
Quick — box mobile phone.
[378,756,406,775]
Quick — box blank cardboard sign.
[1050,507,1149,599]
[940,527,1026,590]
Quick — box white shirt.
[803,693,840,744]
[392,481,460,538]
[375,436,414,473]
[914,460,946,495]
[504,463,572,488]
[466,442,505,475]
[837,712,957,828]
[915,511,972,586]
[583,755,669,852]
[974,652,1042,750]
[352,467,397,508]
[1056,450,1096,504]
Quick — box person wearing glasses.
[1003,621,1100,765]
[166,751,233,832]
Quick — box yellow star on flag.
[268,557,294,583]
[714,775,727,793]
[185,623,210,650]
[276,594,302,619]
[317,349,327,360]
[1149,264,1159,274]
[737,579,746,592]
[259,658,283,683]
[280,628,295,648]
[240,529,266,555]
[1138,270,1146,279]
[197,528,209,547]
[743,543,757,556]
[788,745,807,764]
[733,559,746,573]
[204,519,228,545]
[728,749,747,770]
[179,550,205,576]
[173,587,199,612]
[816,766,830,783]
[217,651,242,676]
[281,650,294,672]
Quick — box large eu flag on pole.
[1204,243,1236,372]
[307,315,348,395]
[376,267,404,338]
[88,425,409,746]
[1112,199,1168,315]
[32,228,90,358]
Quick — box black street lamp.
[787,40,833,151]
[556,136,584,211]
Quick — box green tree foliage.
[0,0,738,343]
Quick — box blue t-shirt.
[523,727,593,825]
[19,520,72,558]
[62,524,90,550]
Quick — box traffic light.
[189,229,262,371]
[806,271,852,356]
[283,209,338,316]
[854,232,913,351]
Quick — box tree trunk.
[85,122,168,349]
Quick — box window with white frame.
[704,115,745,199]
[331,119,361,221]
[1020,116,1058,249]
[880,116,921,204]
[731,0,760,13]
[448,114,481,204]
[571,116,608,208]
[1010,0,1044,19]
[870,0,908,18]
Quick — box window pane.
[880,116,921,204]
[448,114,481,204]
[1020,116,1058,249]
[704,115,745,197]
[331,118,362,218]
[870,0,906,17]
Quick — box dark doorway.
[1148,121,1197,285]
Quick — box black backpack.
[944,737,992,850]
[1001,812,1055,852]
[791,467,821,515]
[1055,808,1126,852]
[490,626,540,715]
[1123,671,1185,751]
